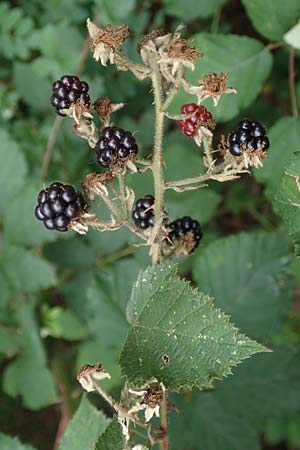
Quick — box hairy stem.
[165,167,248,190]
[117,172,127,217]
[150,58,165,264]
[159,389,169,450]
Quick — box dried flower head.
[163,38,204,75]
[182,72,236,106]
[128,383,165,423]
[87,19,130,66]
[138,27,172,66]
[137,27,167,53]
[77,363,111,392]
[82,172,114,199]
[93,96,125,125]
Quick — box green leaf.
[0,248,56,293]
[2,295,57,409]
[94,418,123,450]
[58,396,110,450]
[162,0,228,20]
[193,232,293,340]
[93,0,135,21]
[120,263,266,391]
[4,183,58,246]
[166,189,221,226]
[170,34,273,122]
[13,62,50,111]
[170,393,260,450]
[0,328,21,357]
[86,259,140,348]
[215,347,300,420]
[3,350,57,410]
[0,434,36,450]
[0,130,27,216]
[242,0,300,41]
[254,117,300,198]
[41,306,89,341]
[272,153,300,255]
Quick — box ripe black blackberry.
[95,127,138,168]
[50,75,90,116]
[34,182,88,232]
[228,119,269,156]
[168,217,202,252]
[132,195,155,230]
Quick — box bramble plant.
[1,2,300,450]
[34,19,270,449]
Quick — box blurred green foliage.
[0,0,300,449]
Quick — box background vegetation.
[0,0,300,449]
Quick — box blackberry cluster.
[168,217,202,252]
[34,182,88,232]
[132,195,155,229]
[229,119,270,156]
[50,75,90,116]
[178,103,213,137]
[95,127,138,167]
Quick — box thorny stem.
[289,47,299,117]
[150,57,165,264]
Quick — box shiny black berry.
[95,127,138,168]
[229,119,269,156]
[238,119,252,131]
[251,122,266,138]
[229,143,242,156]
[132,195,155,229]
[168,217,202,253]
[34,182,88,232]
[50,75,90,116]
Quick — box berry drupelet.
[34,182,88,232]
[178,103,213,137]
[228,119,270,156]
[95,126,138,168]
[50,75,90,116]
[132,195,155,230]
[168,216,202,253]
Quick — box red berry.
[180,103,199,114]
[178,103,213,137]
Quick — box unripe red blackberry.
[229,119,269,156]
[95,127,138,168]
[168,216,202,253]
[34,182,88,232]
[50,75,90,116]
[132,195,155,229]
[178,103,213,137]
